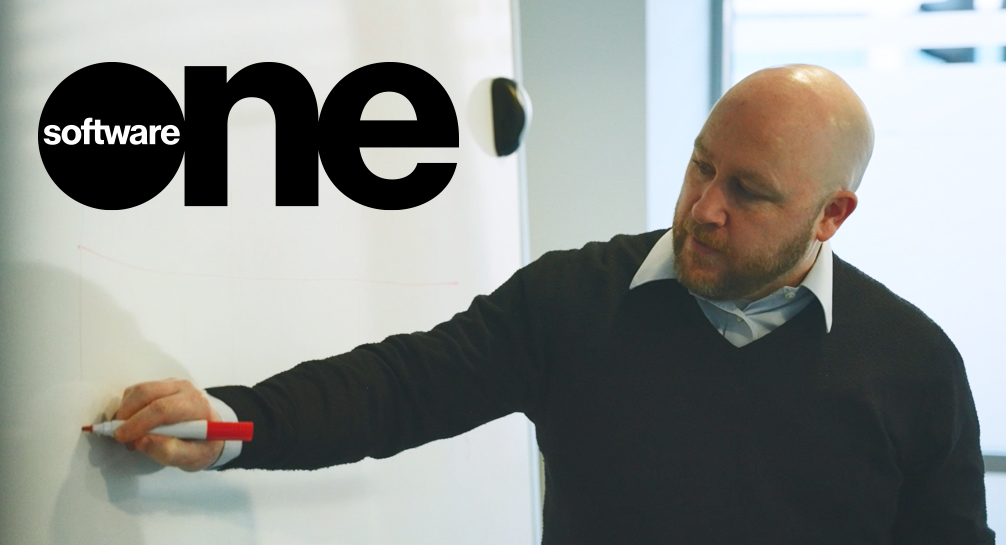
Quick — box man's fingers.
[114,379,187,421]
[134,435,223,472]
[134,435,176,465]
[114,390,210,443]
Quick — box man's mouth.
[688,232,722,255]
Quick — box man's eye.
[731,179,760,200]
[692,159,713,176]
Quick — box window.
[729,0,1006,531]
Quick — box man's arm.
[113,260,548,471]
[890,337,995,544]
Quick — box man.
[112,65,995,543]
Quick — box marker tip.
[82,425,93,432]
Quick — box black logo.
[39,63,184,210]
[38,62,459,211]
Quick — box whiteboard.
[0,1,538,544]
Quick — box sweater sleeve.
[890,336,995,544]
[205,261,547,471]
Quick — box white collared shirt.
[630,229,833,347]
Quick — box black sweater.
[208,230,994,544]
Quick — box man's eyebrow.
[693,137,708,155]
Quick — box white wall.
[519,0,715,254]
[519,0,648,259]
[646,0,714,231]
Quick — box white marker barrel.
[84,420,253,441]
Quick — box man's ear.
[816,190,857,242]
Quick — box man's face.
[671,98,829,301]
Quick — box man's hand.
[113,379,224,472]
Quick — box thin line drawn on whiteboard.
[78,211,86,380]
[77,245,460,287]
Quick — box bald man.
[114,65,994,544]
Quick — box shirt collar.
[629,229,834,333]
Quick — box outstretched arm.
[114,262,548,471]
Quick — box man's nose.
[690,179,727,227]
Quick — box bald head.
[674,64,870,300]
[709,64,874,196]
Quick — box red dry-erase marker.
[82,420,254,442]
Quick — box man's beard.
[672,212,818,301]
